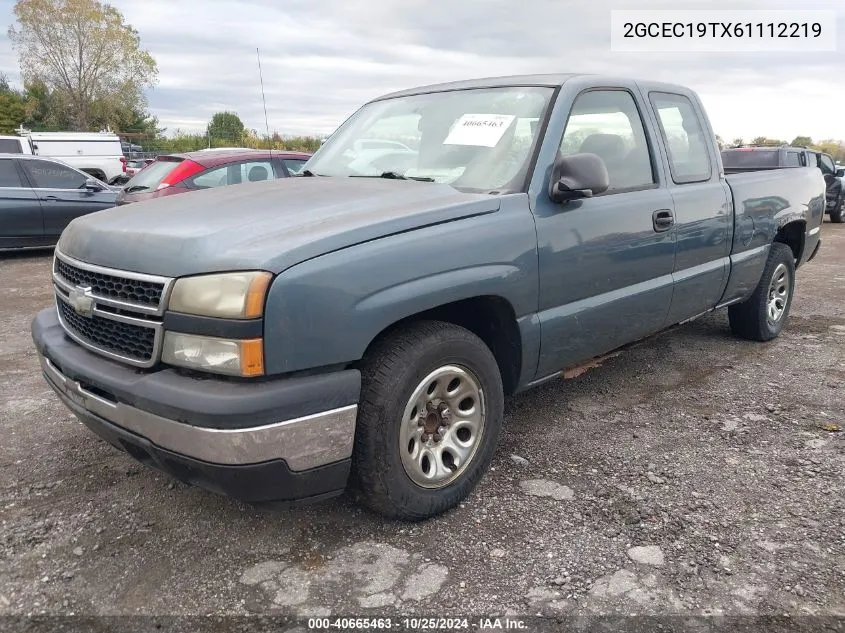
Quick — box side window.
[559,90,656,192]
[190,165,230,189]
[784,152,801,167]
[22,159,88,189]
[0,159,24,187]
[189,160,276,189]
[819,154,835,176]
[240,161,275,182]
[283,159,307,175]
[649,92,712,184]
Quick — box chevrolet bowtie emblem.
[68,285,94,317]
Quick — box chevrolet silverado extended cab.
[32,74,826,520]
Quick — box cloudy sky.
[0,0,843,141]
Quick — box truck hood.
[57,177,500,277]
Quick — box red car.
[115,149,311,206]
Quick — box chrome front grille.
[52,251,174,368]
[55,257,165,308]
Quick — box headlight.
[168,271,272,319]
[162,332,264,377]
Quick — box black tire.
[728,242,795,341]
[831,195,845,223]
[352,320,504,520]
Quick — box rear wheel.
[728,242,795,341]
[831,195,845,223]
[352,321,504,520]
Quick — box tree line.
[0,0,321,153]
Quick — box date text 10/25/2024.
[307,617,528,630]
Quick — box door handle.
[42,195,59,201]
[652,209,674,232]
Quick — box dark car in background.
[116,149,312,206]
[0,154,116,250]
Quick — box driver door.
[532,87,676,378]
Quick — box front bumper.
[32,308,361,504]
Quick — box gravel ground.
[1,220,844,627]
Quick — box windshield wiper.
[123,185,149,193]
[350,171,434,182]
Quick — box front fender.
[262,195,539,375]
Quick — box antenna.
[256,47,272,155]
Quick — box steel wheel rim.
[398,364,486,489]
[767,262,790,323]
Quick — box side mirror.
[549,153,610,203]
[84,178,105,191]
[836,169,844,178]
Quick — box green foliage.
[149,130,322,155]
[9,0,158,131]
[791,136,813,147]
[207,111,245,142]
[0,92,27,133]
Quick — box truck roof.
[26,131,121,141]
[373,73,695,101]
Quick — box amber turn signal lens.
[240,338,264,377]
[245,273,272,319]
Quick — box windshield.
[305,86,554,193]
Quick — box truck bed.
[725,166,825,265]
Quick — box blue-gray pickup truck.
[31,74,825,520]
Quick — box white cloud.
[0,0,842,140]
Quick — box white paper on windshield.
[443,114,516,147]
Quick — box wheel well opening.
[364,296,523,395]
[774,221,805,264]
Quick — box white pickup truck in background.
[0,130,126,184]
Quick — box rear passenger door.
[532,87,676,378]
[0,157,44,247]
[646,92,731,324]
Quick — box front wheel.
[352,321,504,520]
[728,242,795,341]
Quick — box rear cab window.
[649,92,712,184]
[784,151,801,167]
[721,149,779,169]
